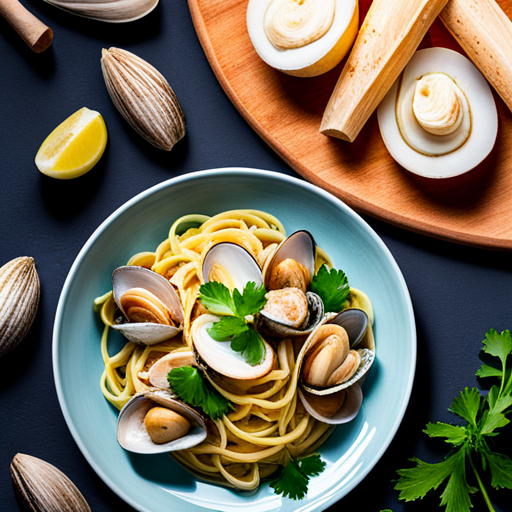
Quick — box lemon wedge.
[35,107,107,179]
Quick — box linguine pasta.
[95,209,371,491]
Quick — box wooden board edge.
[187,0,512,251]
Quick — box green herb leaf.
[396,452,463,502]
[199,282,236,316]
[207,316,248,341]
[231,326,265,366]
[424,423,467,446]
[476,364,503,379]
[481,449,512,490]
[482,329,512,370]
[168,366,234,420]
[297,453,326,477]
[439,449,472,512]
[232,281,267,317]
[449,388,481,428]
[270,454,325,500]
[310,264,350,313]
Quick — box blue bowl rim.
[52,167,417,512]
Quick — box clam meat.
[117,389,207,454]
[259,290,324,338]
[111,266,184,345]
[202,242,263,291]
[147,350,196,389]
[264,230,316,292]
[301,324,360,388]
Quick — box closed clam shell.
[111,266,184,345]
[43,0,158,23]
[11,453,91,511]
[117,389,207,454]
[101,47,185,150]
[0,257,40,357]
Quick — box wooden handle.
[440,0,512,113]
[0,0,53,52]
[320,0,449,142]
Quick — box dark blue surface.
[0,2,511,511]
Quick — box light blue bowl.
[53,168,416,512]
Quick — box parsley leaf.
[424,422,467,446]
[200,281,236,316]
[168,366,234,420]
[232,281,267,317]
[199,281,268,365]
[476,364,503,379]
[481,449,512,490]
[482,329,512,370]
[310,264,350,313]
[270,454,326,500]
[448,388,481,428]
[396,453,463,502]
[395,328,512,512]
[231,326,265,366]
[207,316,248,341]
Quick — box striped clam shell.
[0,257,40,357]
[11,453,90,512]
[101,47,186,151]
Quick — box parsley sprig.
[199,281,267,366]
[395,329,512,512]
[168,365,234,420]
[270,454,326,500]
[310,264,350,313]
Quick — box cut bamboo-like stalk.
[440,0,512,113]
[0,0,53,52]
[320,0,449,142]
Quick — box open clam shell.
[117,389,207,454]
[293,308,375,424]
[298,384,363,425]
[329,308,369,349]
[148,350,195,390]
[191,314,275,380]
[263,230,316,292]
[111,266,184,345]
[301,309,375,395]
[202,242,263,290]
[259,291,324,338]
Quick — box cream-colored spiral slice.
[378,48,498,179]
[264,0,335,49]
[247,0,359,78]
[412,74,465,136]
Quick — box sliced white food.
[378,48,498,179]
[192,314,274,380]
[247,0,359,77]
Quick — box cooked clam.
[111,266,184,345]
[117,389,207,454]
[191,314,275,380]
[263,231,316,292]
[298,384,363,425]
[261,288,308,328]
[202,242,263,291]
[293,309,375,424]
[148,350,195,389]
[259,290,324,338]
[301,315,374,395]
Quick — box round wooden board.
[188,0,512,250]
